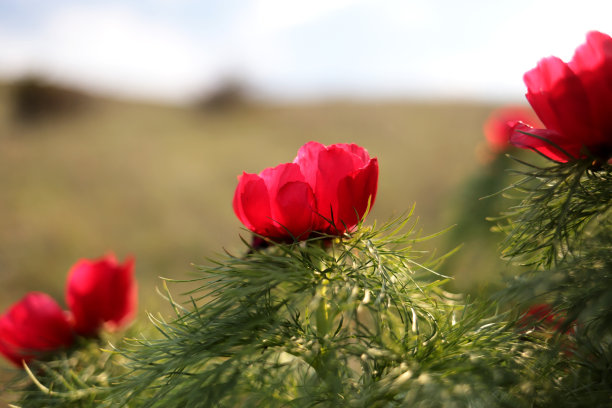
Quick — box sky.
[1,0,611,103]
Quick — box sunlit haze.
[1,0,611,103]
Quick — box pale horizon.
[1,0,611,104]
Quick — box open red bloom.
[0,292,74,367]
[294,142,378,235]
[484,106,540,153]
[233,142,378,240]
[510,31,612,162]
[66,254,137,337]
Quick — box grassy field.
[0,84,515,323]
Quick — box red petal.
[293,141,326,188]
[67,259,103,335]
[232,174,249,227]
[261,163,312,239]
[66,255,137,336]
[273,181,316,239]
[335,158,379,233]
[332,143,370,166]
[237,173,274,236]
[510,123,583,162]
[105,256,137,330]
[312,146,359,229]
[524,56,593,140]
[568,31,612,145]
[259,163,305,198]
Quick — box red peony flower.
[0,292,74,367]
[510,31,612,162]
[519,303,573,334]
[293,142,378,235]
[233,162,317,240]
[233,142,378,240]
[66,254,137,337]
[483,106,540,153]
[520,304,557,326]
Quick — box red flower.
[66,254,137,337]
[510,31,612,162]
[233,142,379,240]
[521,304,557,326]
[484,106,540,153]
[294,142,378,235]
[233,163,317,240]
[0,292,74,367]
[519,303,573,334]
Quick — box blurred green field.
[0,83,514,320]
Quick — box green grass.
[0,84,508,333]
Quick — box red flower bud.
[510,31,612,162]
[0,292,74,367]
[294,142,378,235]
[66,254,137,337]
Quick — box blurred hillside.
[0,80,514,318]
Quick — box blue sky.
[1,0,611,103]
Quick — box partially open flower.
[510,31,612,162]
[0,292,74,367]
[233,142,378,240]
[66,254,137,337]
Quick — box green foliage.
[6,153,611,408]
[497,159,612,407]
[504,226,612,336]
[496,159,612,329]
[495,159,612,268]
[74,214,532,407]
[5,337,129,408]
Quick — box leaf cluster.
[6,337,129,408]
[496,159,612,407]
[83,214,537,407]
[494,159,612,267]
[12,159,612,407]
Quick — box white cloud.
[247,0,360,34]
[1,0,612,102]
[0,30,37,77]
[454,0,612,100]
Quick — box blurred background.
[1,0,611,347]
